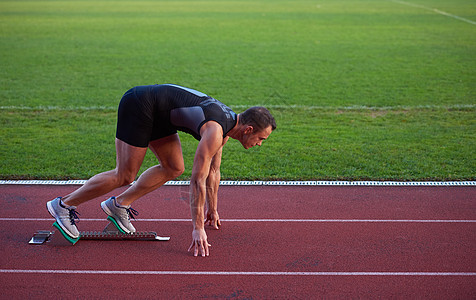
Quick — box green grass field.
[1,0,475,180]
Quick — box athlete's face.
[241,126,273,149]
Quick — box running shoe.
[100,197,137,234]
[46,197,80,239]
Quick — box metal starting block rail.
[29,217,170,246]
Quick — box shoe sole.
[46,201,80,239]
[100,201,133,234]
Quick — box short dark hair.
[239,106,276,132]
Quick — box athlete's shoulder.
[160,84,209,98]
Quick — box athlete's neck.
[227,114,243,140]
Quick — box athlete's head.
[238,107,276,149]
[239,106,276,132]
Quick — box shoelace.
[125,207,138,220]
[68,209,80,225]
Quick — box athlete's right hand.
[188,228,211,257]
[205,210,221,230]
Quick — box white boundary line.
[1,180,475,186]
[1,104,475,111]
[1,218,475,223]
[388,0,476,25]
[0,269,474,276]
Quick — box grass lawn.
[0,0,475,180]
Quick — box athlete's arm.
[188,122,224,257]
[205,137,228,230]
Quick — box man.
[47,84,276,257]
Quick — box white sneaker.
[46,197,80,238]
[100,197,137,234]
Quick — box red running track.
[0,184,475,299]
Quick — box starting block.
[29,216,170,246]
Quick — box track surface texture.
[1,184,475,299]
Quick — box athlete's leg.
[62,138,148,207]
[115,133,185,206]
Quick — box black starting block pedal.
[29,217,170,246]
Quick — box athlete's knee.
[165,163,184,179]
[114,170,137,186]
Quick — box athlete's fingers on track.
[204,216,221,230]
[203,241,211,257]
[197,240,211,257]
[188,241,199,257]
[188,240,211,257]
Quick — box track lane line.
[1,180,475,186]
[0,269,475,276]
[1,218,475,223]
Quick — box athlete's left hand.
[205,210,221,229]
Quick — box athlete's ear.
[244,125,254,135]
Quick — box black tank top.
[136,84,237,141]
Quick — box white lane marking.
[1,104,475,111]
[388,0,476,25]
[0,269,475,276]
[1,180,475,186]
[0,218,475,223]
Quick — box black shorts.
[115,87,177,147]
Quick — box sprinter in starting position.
[47,84,276,257]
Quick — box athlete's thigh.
[148,134,184,169]
[115,138,148,176]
